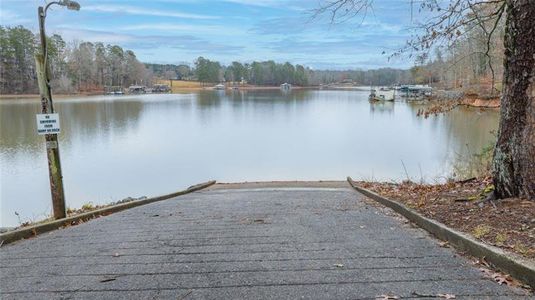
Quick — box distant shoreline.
[0,89,502,109]
[0,86,319,100]
[0,93,100,100]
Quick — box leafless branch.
[313,0,506,57]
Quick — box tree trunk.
[492,0,535,200]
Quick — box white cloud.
[152,0,298,7]
[222,0,306,10]
[120,23,247,36]
[54,28,133,43]
[83,4,219,20]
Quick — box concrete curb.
[347,177,535,288]
[0,180,216,246]
[209,181,349,190]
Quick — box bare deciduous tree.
[315,0,535,200]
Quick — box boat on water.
[369,88,395,101]
[280,83,291,90]
[213,83,225,90]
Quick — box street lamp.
[35,0,81,220]
[39,1,81,75]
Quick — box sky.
[0,0,423,70]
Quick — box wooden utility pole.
[36,6,66,219]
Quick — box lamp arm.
[44,1,62,17]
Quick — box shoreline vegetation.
[0,86,502,109]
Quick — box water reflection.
[369,101,395,115]
[0,91,499,226]
[197,90,223,108]
[0,99,143,156]
[405,102,499,163]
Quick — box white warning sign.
[36,113,60,135]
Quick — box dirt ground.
[354,177,535,259]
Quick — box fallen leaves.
[473,257,492,268]
[480,268,518,286]
[493,274,512,285]
[475,258,520,287]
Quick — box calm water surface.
[0,90,499,226]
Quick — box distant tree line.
[1,25,429,94]
[182,57,412,87]
[0,25,151,94]
[145,63,194,81]
[308,68,413,86]
[190,57,310,86]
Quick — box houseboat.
[369,88,395,101]
[128,85,146,94]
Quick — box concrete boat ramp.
[0,182,530,299]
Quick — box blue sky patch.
[0,0,423,69]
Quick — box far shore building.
[128,85,146,94]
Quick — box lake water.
[0,90,499,227]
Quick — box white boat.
[369,89,395,101]
[214,83,225,90]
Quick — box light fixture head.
[60,0,81,11]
